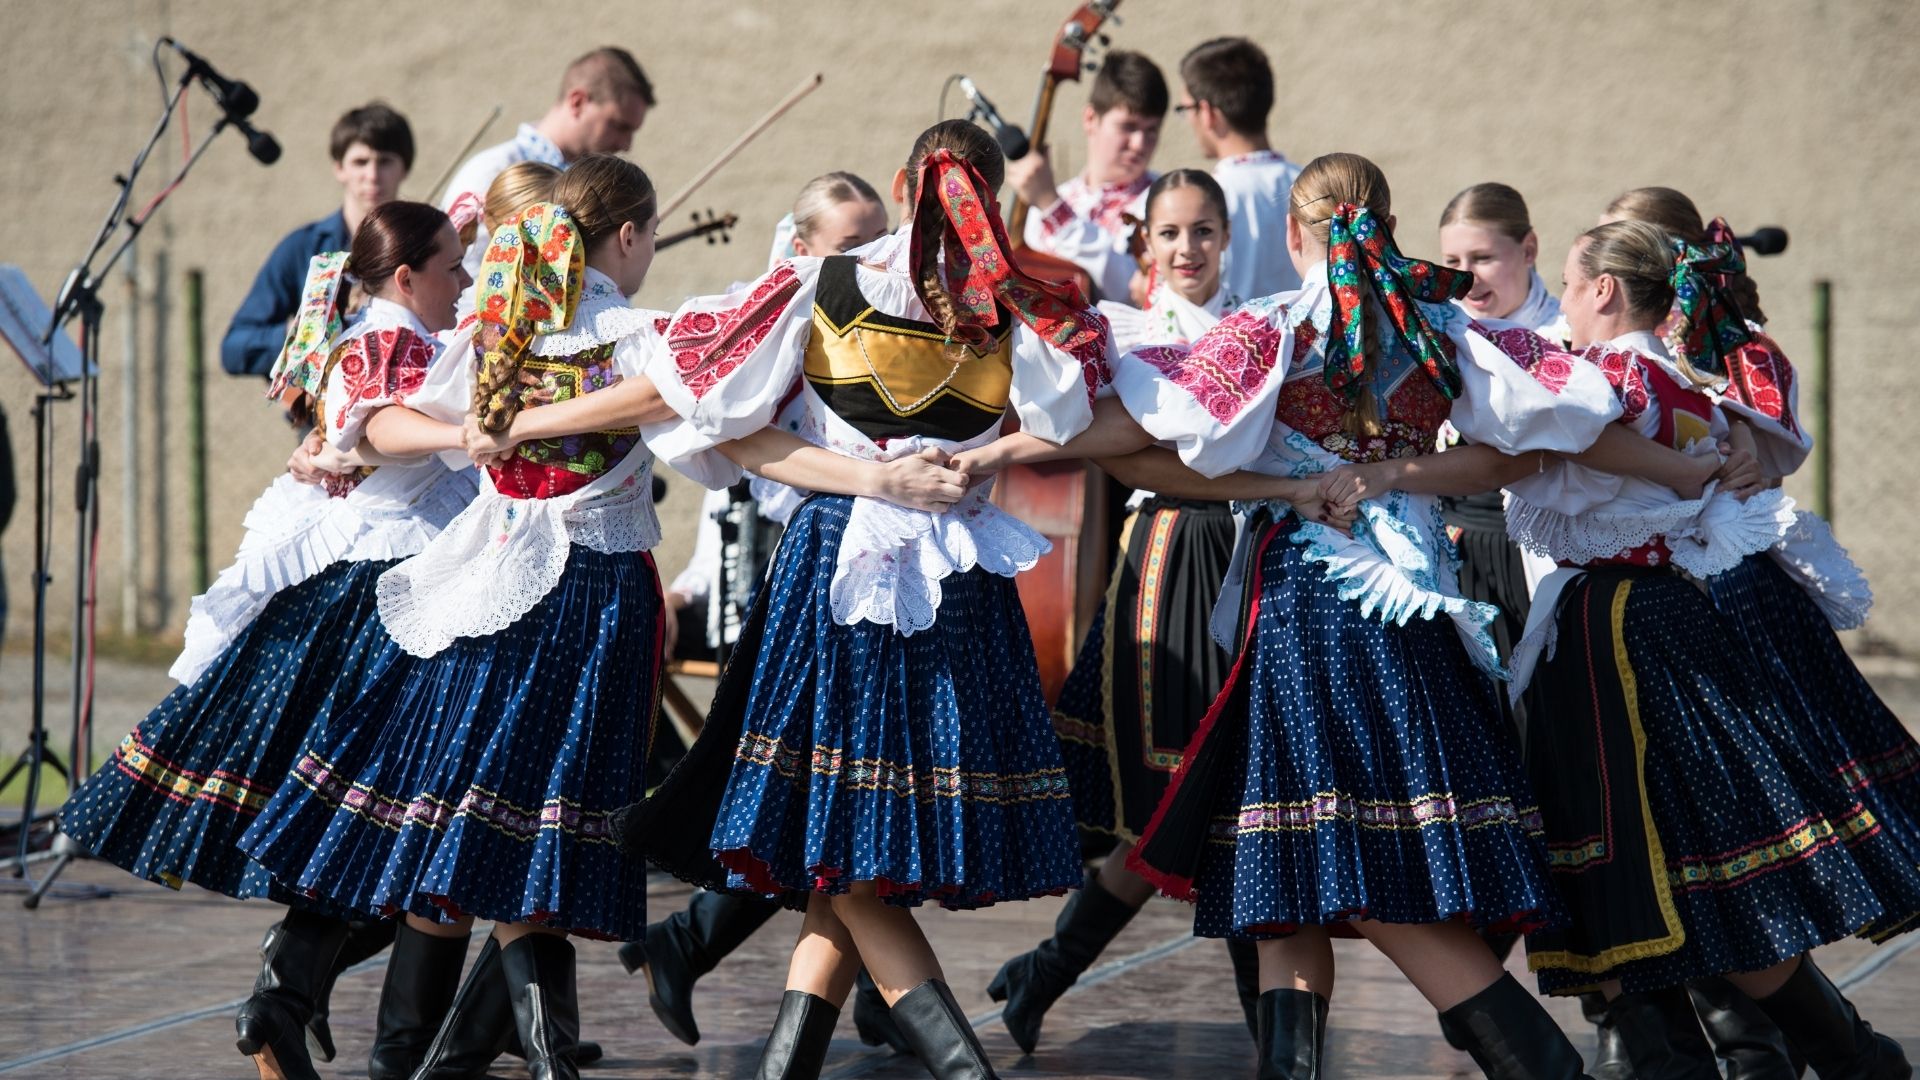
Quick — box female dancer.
[1044,151,1633,1079]
[1504,218,1918,1078]
[242,156,680,1080]
[60,200,475,1080]
[625,170,917,1056]
[988,167,1266,1052]
[621,119,1115,1080]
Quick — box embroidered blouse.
[644,223,1115,635]
[374,268,678,658]
[1023,172,1155,304]
[1111,262,1622,672]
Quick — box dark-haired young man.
[1007,50,1166,304]
[1179,37,1303,302]
[221,102,414,377]
[442,46,655,274]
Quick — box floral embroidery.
[1726,331,1799,434]
[290,752,619,844]
[331,328,432,434]
[670,262,804,400]
[1040,173,1152,237]
[734,731,1071,805]
[266,251,349,401]
[1582,345,1653,425]
[474,203,585,431]
[1207,791,1544,842]
[1141,307,1286,424]
[1469,321,1578,395]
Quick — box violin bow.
[659,73,824,220]
[423,105,504,205]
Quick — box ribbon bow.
[1323,204,1472,405]
[1666,219,1752,379]
[266,250,350,403]
[907,149,1108,373]
[472,201,585,432]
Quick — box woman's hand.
[1286,480,1359,536]
[286,429,328,485]
[517,369,556,407]
[464,417,519,468]
[1318,460,1402,515]
[1669,452,1720,501]
[1713,448,1766,501]
[310,443,362,475]
[946,438,1011,479]
[868,448,970,512]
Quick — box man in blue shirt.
[220,102,414,378]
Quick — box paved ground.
[3,648,1919,1077]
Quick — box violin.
[996,0,1125,704]
[655,209,739,252]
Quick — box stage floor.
[3,857,1919,1079]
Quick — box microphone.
[958,76,1030,161]
[1735,226,1788,257]
[235,118,282,165]
[161,37,260,119]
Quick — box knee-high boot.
[985,870,1139,1053]
[618,889,780,1045]
[235,910,349,1080]
[368,924,470,1080]
[1751,957,1911,1080]
[499,934,582,1080]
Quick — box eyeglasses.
[1174,102,1200,114]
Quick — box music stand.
[4,44,267,907]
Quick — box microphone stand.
[8,50,261,909]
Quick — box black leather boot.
[1227,939,1262,1040]
[1437,973,1589,1080]
[1752,957,1912,1079]
[500,933,582,1080]
[619,889,780,1045]
[1579,991,1633,1080]
[235,910,349,1080]
[892,980,998,1080]
[1603,986,1719,1079]
[368,923,470,1080]
[985,870,1139,1052]
[408,937,605,1080]
[852,967,913,1053]
[1689,976,1803,1079]
[1254,988,1327,1079]
[294,917,397,1063]
[754,990,841,1080]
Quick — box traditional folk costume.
[1504,254,1919,1071]
[1022,171,1155,304]
[986,281,1249,1054]
[1213,149,1304,302]
[1116,206,1621,1075]
[240,206,669,1079]
[60,253,479,1075]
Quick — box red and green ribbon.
[1667,218,1753,379]
[1324,204,1472,405]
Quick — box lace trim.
[168,468,477,685]
[829,483,1048,635]
[375,451,659,658]
[1768,510,1873,630]
[530,298,661,356]
[1507,486,1795,579]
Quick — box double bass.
[996,0,1125,703]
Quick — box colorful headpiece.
[1323,203,1472,405]
[1666,218,1753,379]
[907,149,1108,375]
[472,201,585,432]
[266,250,350,403]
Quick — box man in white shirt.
[441,46,655,272]
[1005,51,1168,305]
[1177,37,1302,304]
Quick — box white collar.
[341,296,433,342]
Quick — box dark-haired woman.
[242,157,684,1080]
[1505,218,1918,1078]
[987,167,1269,1053]
[623,119,1119,1080]
[61,200,478,1080]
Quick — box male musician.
[220,102,412,378]
[1178,37,1303,301]
[1005,50,1167,305]
[441,46,655,273]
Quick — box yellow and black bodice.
[804,255,1015,443]
[490,342,640,499]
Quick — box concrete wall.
[4,0,1917,654]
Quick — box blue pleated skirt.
[239,546,662,940]
[60,559,402,901]
[1130,512,1564,940]
[1709,551,1920,931]
[1524,566,1920,994]
[649,494,1081,909]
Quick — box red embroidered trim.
[1470,322,1577,395]
[1140,307,1286,425]
[668,263,804,401]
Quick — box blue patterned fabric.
[61,559,402,902]
[239,546,661,940]
[1709,553,1920,890]
[699,494,1082,909]
[1525,568,1920,995]
[1133,511,1564,939]
[1052,603,1118,834]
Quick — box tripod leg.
[23,851,76,910]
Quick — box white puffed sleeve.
[1446,320,1622,455]
[322,327,441,453]
[639,259,825,489]
[1110,300,1295,478]
[1008,315,1113,446]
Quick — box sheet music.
[0,264,93,386]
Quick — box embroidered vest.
[1273,319,1453,463]
[490,342,641,499]
[802,255,1014,443]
